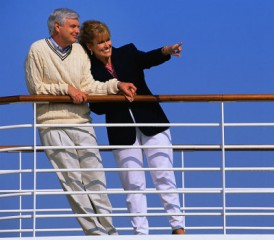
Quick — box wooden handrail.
[2,94,274,104]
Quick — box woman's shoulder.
[117,43,137,50]
[114,43,138,54]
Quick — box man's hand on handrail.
[68,85,88,104]
[67,83,137,104]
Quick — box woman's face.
[88,32,112,64]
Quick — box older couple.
[25,7,184,236]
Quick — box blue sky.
[1,0,274,237]
[2,0,274,98]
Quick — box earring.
[89,49,93,55]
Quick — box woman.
[78,20,185,235]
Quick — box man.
[24,8,136,235]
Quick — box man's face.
[55,18,80,47]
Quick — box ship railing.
[1,94,274,239]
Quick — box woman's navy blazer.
[89,43,171,145]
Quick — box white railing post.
[221,102,227,234]
[181,151,186,229]
[32,103,37,237]
[19,151,22,238]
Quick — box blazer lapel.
[91,55,113,82]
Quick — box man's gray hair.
[48,8,80,35]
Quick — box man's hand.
[117,82,137,102]
[68,85,88,104]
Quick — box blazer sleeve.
[128,43,171,70]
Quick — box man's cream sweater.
[25,39,119,124]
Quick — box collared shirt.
[49,37,71,54]
[105,62,118,78]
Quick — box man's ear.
[54,22,60,32]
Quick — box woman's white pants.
[113,128,184,235]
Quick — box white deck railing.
[1,94,274,239]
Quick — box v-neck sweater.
[25,39,119,124]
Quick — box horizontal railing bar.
[36,123,220,127]
[1,189,210,195]
[3,94,274,104]
[2,122,274,132]
[0,146,36,152]
[0,215,32,221]
[225,123,274,127]
[226,213,274,216]
[31,188,274,194]
[0,192,32,198]
[226,167,274,171]
[31,167,274,172]
[33,144,274,150]
[187,226,274,230]
[4,226,274,234]
[0,229,35,233]
[0,167,220,174]
[3,144,274,153]
[34,212,274,217]
[2,207,274,216]
[35,122,274,127]
[0,228,83,234]
[12,227,173,233]
[2,167,274,176]
[0,169,33,174]
[0,123,220,129]
[1,213,187,219]
[2,122,274,131]
[3,188,274,196]
[3,211,274,221]
[0,209,73,213]
[0,226,227,234]
[0,124,33,130]
[226,227,274,230]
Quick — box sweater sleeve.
[24,42,68,95]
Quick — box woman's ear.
[86,43,93,51]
